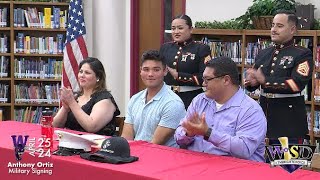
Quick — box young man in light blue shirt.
[122,50,186,147]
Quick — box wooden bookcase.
[192,28,320,144]
[0,0,68,122]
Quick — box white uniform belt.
[171,86,202,93]
[260,92,301,98]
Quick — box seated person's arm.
[151,126,175,145]
[121,123,134,140]
[154,100,186,145]
[175,102,197,146]
[52,105,70,128]
[69,98,116,133]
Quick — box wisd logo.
[11,135,29,161]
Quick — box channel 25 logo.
[265,137,316,173]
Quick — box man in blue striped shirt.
[122,50,186,147]
[175,57,267,162]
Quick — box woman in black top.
[53,57,120,136]
[160,15,211,109]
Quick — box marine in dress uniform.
[160,38,211,108]
[246,39,313,139]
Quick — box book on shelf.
[0,83,9,103]
[0,8,8,27]
[0,56,9,78]
[44,7,51,28]
[0,34,8,53]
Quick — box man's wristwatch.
[204,127,212,141]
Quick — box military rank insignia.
[296,61,310,76]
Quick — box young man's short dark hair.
[140,50,166,67]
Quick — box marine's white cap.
[55,130,98,151]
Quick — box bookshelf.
[192,28,320,145]
[0,0,68,123]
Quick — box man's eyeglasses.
[202,75,227,83]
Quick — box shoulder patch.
[296,61,310,76]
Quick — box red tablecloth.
[1,121,320,180]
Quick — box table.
[1,121,320,180]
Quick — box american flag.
[63,0,88,91]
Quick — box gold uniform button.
[266,82,270,85]
[283,66,286,69]
[178,77,181,80]
[270,70,274,73]
[273,82,278,86]
[189,78,192,80]
[179,47,182,50]
[260,65,264,67]
[175,56,178,59]
[273,57,277,61]
[281,83,285,86]
[184,77,187,80]
[272,63,275,66]
[177,51,181,55]
[173,62,177,66]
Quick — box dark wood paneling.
[138,0,162,90]
[136,0,186,91]
[173,0,185,17]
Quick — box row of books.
[246,38,272,65]
[14,83,60,104]
[307,110,320,135]
[14,58,62,79]
[201,37,242,64]
[0,34,8,53]
[0,8,8,27]
[201,37,313,64]
[0,56,9,78]
[14,7,67,29]
[14,33,64,54]
[14,106,58,124]
[295,38,311,49]
[0,83,9,103]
